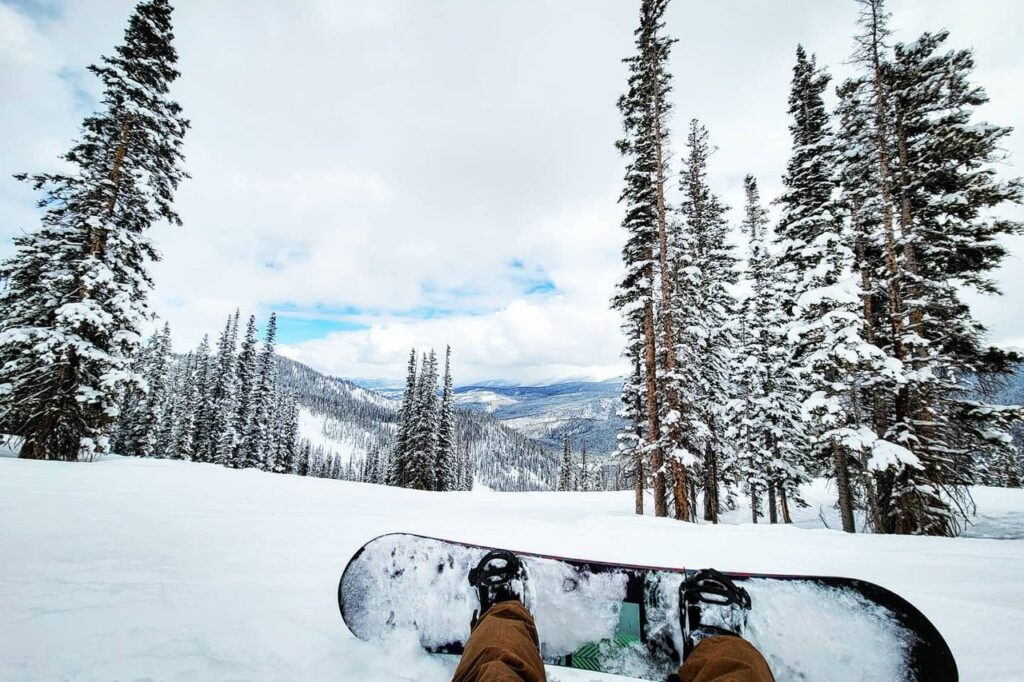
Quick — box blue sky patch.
[274,315,369,344]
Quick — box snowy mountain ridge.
[453,378,625,456]
[275,356,559,490]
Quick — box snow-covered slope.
[2,456,1022,680]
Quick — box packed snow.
[2,454,1023,680]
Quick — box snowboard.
[338,533,957,681]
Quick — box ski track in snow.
[1,455,1023,680]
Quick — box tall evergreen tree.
[613,0,680,518]
[137,323,173,457]
[230,315,258,468]
[209,311,239,465]
[843,0,1023,534]
[188,334,212,462]
[246,312,277,470]
[559,434,573,492]
[406,350,439,490]
[389,349,418,487]
[0,0,188,460]
[273,391,300,474]
[579,443,589,492]
[672,120,739,523]
[434,346,457,492]
[777,46,880,532]
[171,351,200,460]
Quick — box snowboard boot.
[678,568,752,661]
[468,549,530,628]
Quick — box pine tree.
[844,0,1023,535]
[137,323,173,457]
[559,434,573,492]
[189,334,212,462]
[729,176,775,522]
[389,349,418,487]
[777,46,881,532]
[230,315,258,468]
[0,0,188,460]
[171,351,200,460]
[273,391,300,474]
[434,346,457,491]
[247,312,277,470]
[672,120,739,523]
[209,311,239,465]
[617,358,647,514]
[112,337,153,455]
[406,350,439,490]
[613,0,680,518]
[579,443,589,492]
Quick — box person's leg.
[669,635,774,682]
[451,600,547,682]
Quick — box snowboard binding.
[468,549,530,628]
[679,568,752,660]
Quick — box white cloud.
[2,0,1022,384]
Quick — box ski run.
[2,453,1022,681]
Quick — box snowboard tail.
[338,533,957,681]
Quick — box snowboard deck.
[338,533,957,681]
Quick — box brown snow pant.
[451,600,774,682]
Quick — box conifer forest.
[2,1,1024,680]
[0,0,1020,538]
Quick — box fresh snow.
[2,455,1023,680]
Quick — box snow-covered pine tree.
[434,346,457,491]
[579,443,589,492]
[729,176,772,522]
[137,323,173,457]
[835,68,895,532]
[559,434,573,492]
[613,0,681,518]
[886,29,1022,527]
[188,334,212,461]
[172,351,201,460]
[208,311,239,465]
[845,0,1023,535]
[777,46,881,533]
[0,0,188,461]
[272,391,300,474]
[458,441,473,491]
[672,120,739,523]
[230,315,258,468]
[247,312,277,470]
[388,349,418,487]
[617,358,647,514]
[112,335,153,455]
[406,350,439,490]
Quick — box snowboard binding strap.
[468,550,528,628]
[679,569,752,660]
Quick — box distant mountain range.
[452,379,624,456]
[351,376,626,456]
[277,357,558,490]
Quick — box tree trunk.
[833,440,857,533]
[92,118,133,256]
[651,68,689,523]
[750,482,759,523]
[779,486,793,524]
[767,480,778,524]
[642,298,667,517]
[703,444,719,523]
[631,363,645,514]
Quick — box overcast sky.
[2,0,1022,385]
